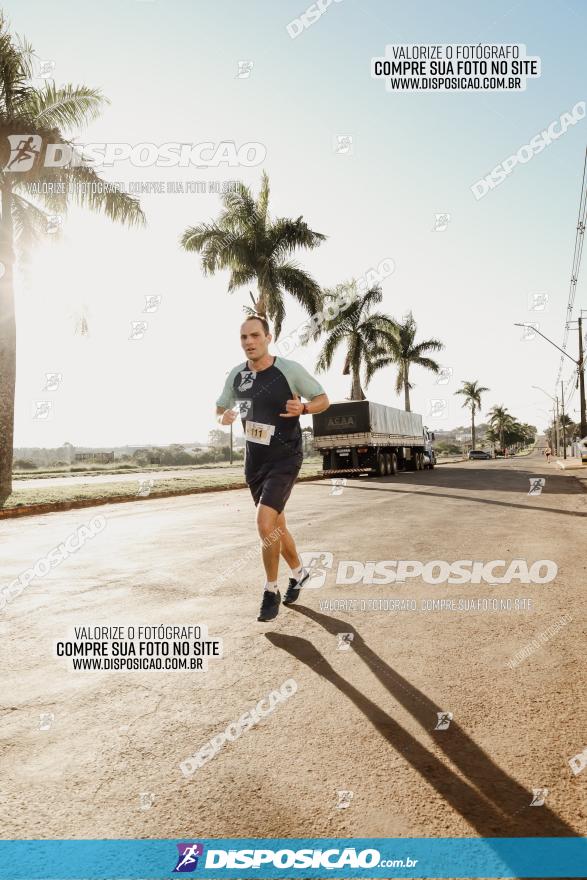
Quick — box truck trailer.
[312,400,435,477]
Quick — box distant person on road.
[544,445,552,463]
[215,315,329,622]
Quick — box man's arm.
[215,365,242,425]
[216,406,237,426]
[304,393,329,414]
[280,392,330,418]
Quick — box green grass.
[3,459,324,509]
[12,459,247,480]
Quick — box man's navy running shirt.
[216,356,325,476]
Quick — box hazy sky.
[6,0,587,447]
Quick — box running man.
[216,316,330,621]
[544,445,552,463]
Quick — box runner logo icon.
[173,843,204,872]
[238,370,256,392]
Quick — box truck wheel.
[384,453,392,475]
[390,452,398,474]
[415,452,423,471]
[376,453,386,477]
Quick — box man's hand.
[217,409,237,426]
[280,392,304,418]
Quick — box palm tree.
[0,18,145,505]
[315,281,398,400]
[488,405,512,450]
[366,311,443,411]
[454,380,490,449]
[180,171,325,338]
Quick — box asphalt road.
[1,451,586,847]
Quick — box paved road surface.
[2,451,585,847]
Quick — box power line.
[554,146,587,389]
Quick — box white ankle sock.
[264,580,278,593]
[291,565,304,581]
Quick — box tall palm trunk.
[0,183,15,505]
[402,361,411,412]
[403,370,411,411]
[255,277,268,318]
[471,405,476,449]
[351,369,364,401]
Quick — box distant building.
[74,451,115,463]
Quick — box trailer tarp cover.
[368,401,423,436]
[312,400,423,438]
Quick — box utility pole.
[579,315,586,438]
[561,381,567,459]
[555,398,560,456]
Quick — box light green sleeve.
[216,363,245,409]
[275,357,326,400]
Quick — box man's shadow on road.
[265,605,577,847]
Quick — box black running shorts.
[246,457,302,514]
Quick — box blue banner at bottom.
[0,838,585,879]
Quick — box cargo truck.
[312,400,435,477]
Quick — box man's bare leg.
[256,504,282,582]
[276,511,301,570]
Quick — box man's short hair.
[242,314,270,335]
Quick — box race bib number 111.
[245,421,276,445]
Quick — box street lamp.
[531,385,560,456]
[515,322,586,438]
